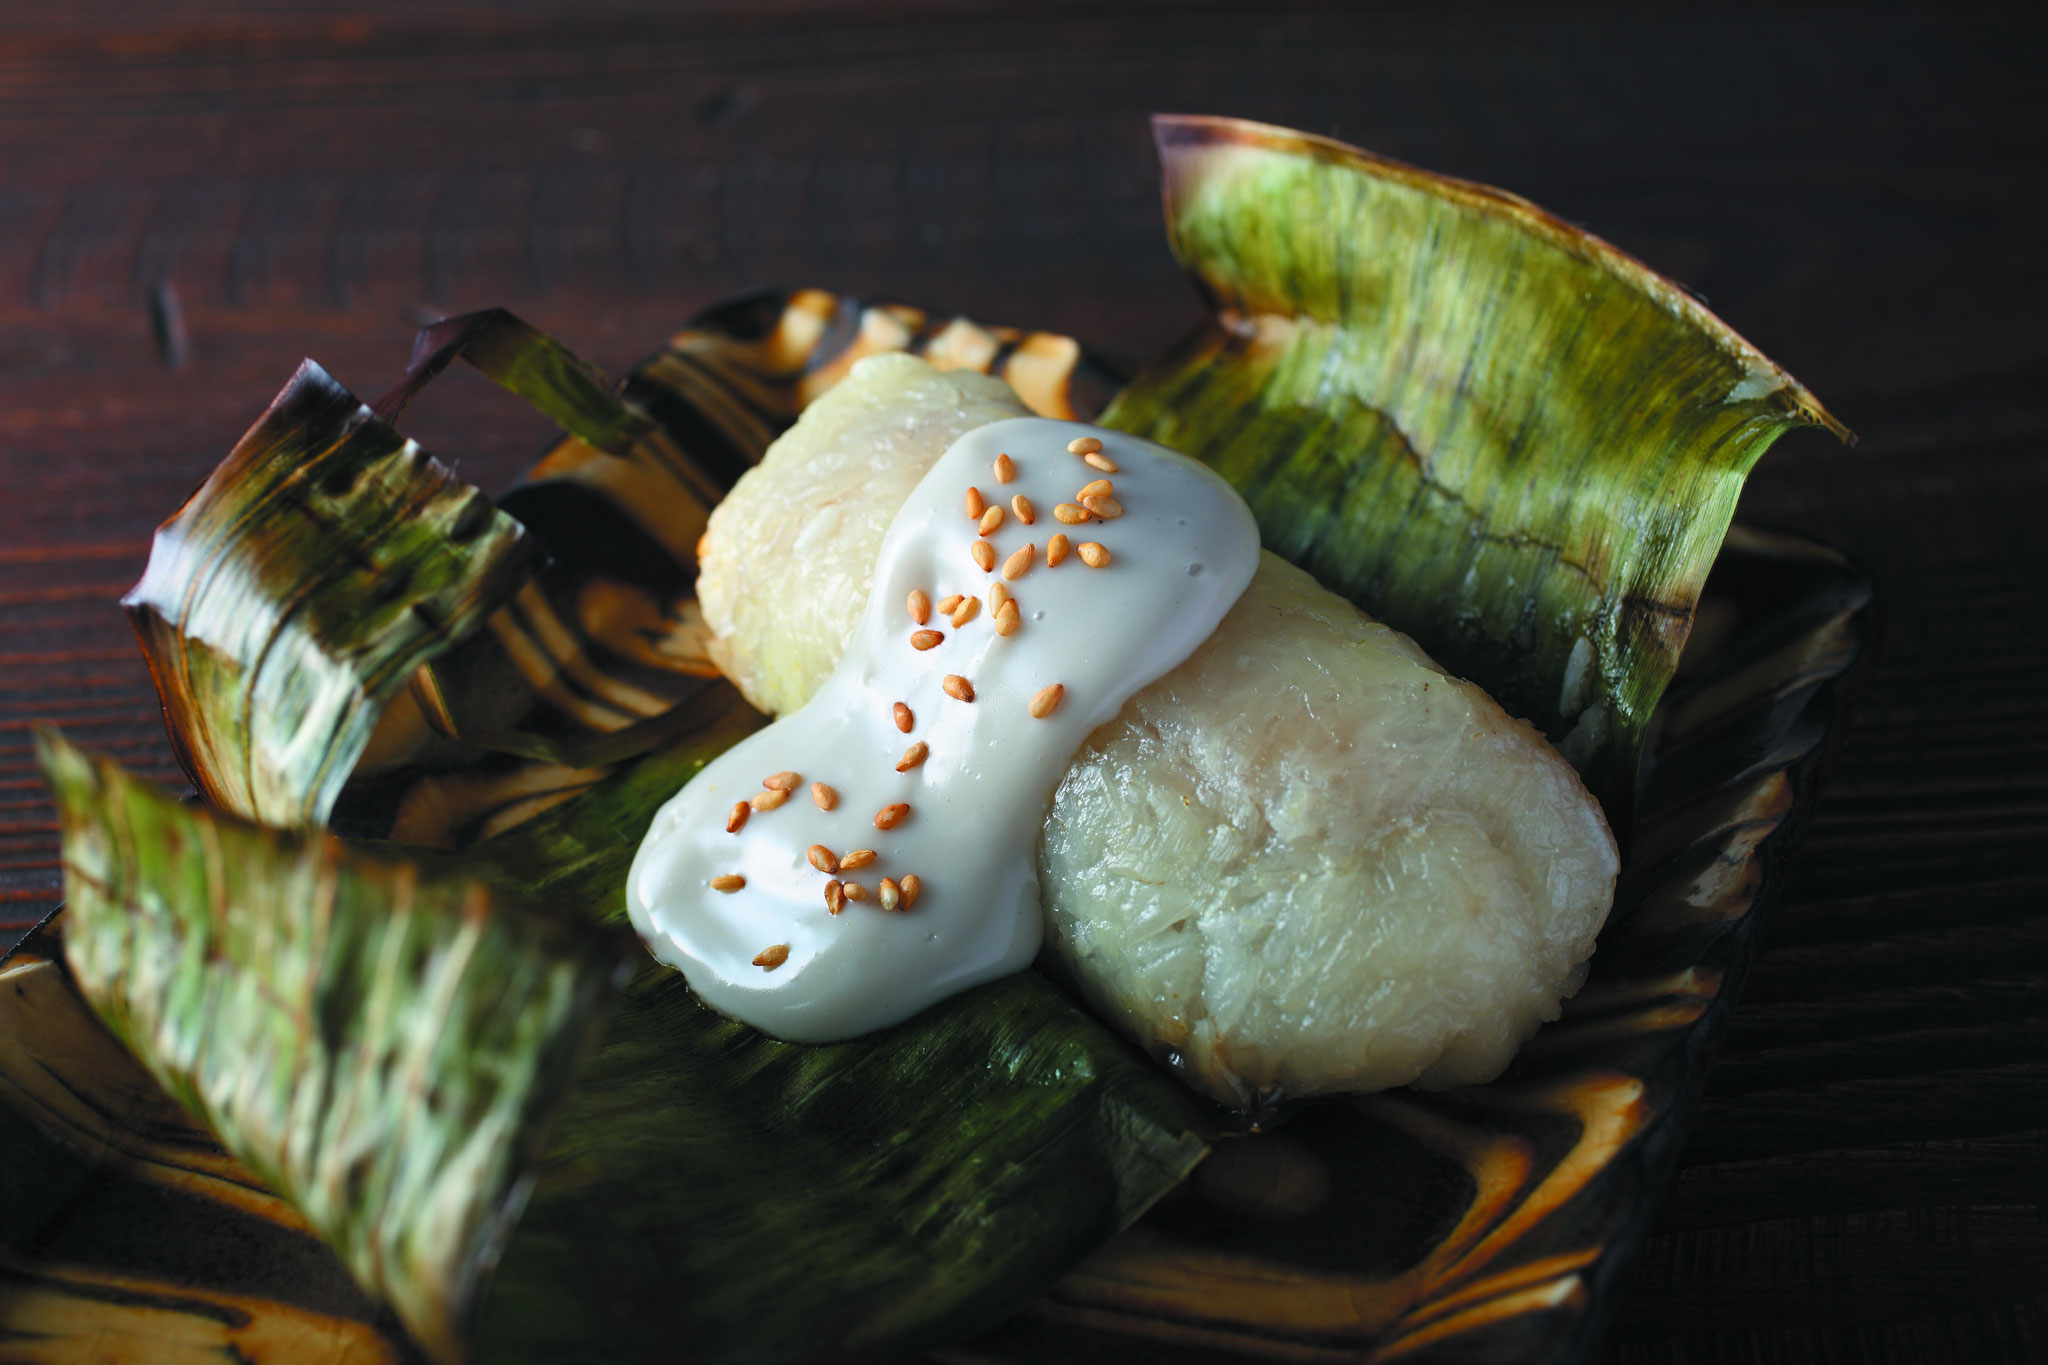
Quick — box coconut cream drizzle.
[627,417,1260,1042]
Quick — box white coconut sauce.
[627,417,1260,1042]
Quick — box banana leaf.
[122,360,540,830]
[30,295,1204,1364]
[438,706,1210,1363]
[1103,115,1852,824]
[35,731,627,1365]
[478,966,1205,1365]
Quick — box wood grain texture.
[2,4,2043,1362]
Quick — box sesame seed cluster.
[715,759,927,968]
[713,432,1128,973]
[899,432,1121,726]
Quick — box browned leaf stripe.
[0,1250,417,1364]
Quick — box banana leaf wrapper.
[34,731,628,1365]
[27,296,1204,1364]
[122,361,540,830]
[438,711,1204,1363]
[1103,115,1851,824]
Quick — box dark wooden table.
[3,4,2043,1361]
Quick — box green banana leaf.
[441,703,1208,1363]
[122,360,540,830]
[479,966,1205,1365]
[1103,115,1852,823]
[34,296,1204,1365]
[36,731,627,1365]
[36,722,1211,1365]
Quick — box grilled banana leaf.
[41,300,1207,1363]
[36,731,626,1365]
[37,720,1211,1364]
[122,361,540,829]
[1103,115,1851,821]
[478,966,1206,1365]
[408,704,1210,1363]
[17,113,1860,1365]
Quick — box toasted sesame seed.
[1068,436,1103,455]
[978,505,1005,536]
[964,486,985,519]
[907,589,931,625]
[875,803,911,830]
[1046,534,1070,567]
[893,701,914,733]
[1078,541,1111,568]
[764,771,801,791]
[896,740,929,771]
[943,674,975,702]
[911,629,944,651]
[1003,543,1035,580]
[1030,683,1066,718]
[900,873,922,909]
[995,601,1022,637]
[1081,494,1123,519]
[1011,494,1036,525]
[753,944,790,969]
[751,788,791,811]
[1077,479,1113,499]
[842,881,869,902]
[971,540,997,572]
[839,848,877,869]
[808,844,839,873]
[711,874,747,892]
[878,877,901,911]
[989,581,1011,612]
[1084,451,1119,473]
[696,530,712,561]
[950,595,979,627]
[937,593,964,614]
[1053,502,1088,524]
[811,781,838,811]
[727,801,750,834]
[994,453,1016,483]
[825,880,846,914]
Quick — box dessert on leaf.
[18,114,1847,1365]
[674,353,1618,1105]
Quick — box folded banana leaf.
[31,295,1204,1364]
[36,731,627,1365]
[1104,115,1851,823]
[478,966,1205,1365]
[122,360,540,830]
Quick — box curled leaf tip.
[1117,114,1849,825]
[122,358,541,831]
